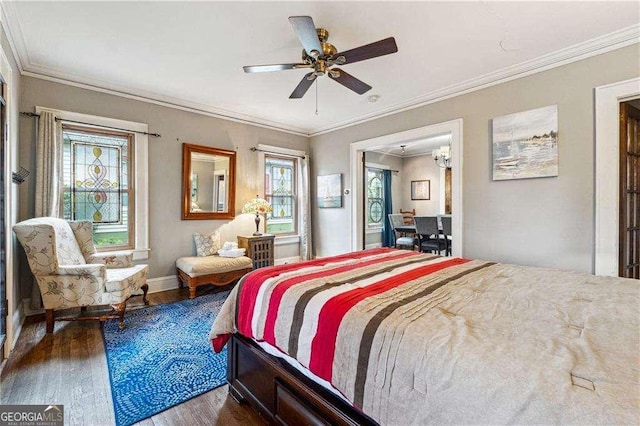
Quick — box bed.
[210,248,640,425]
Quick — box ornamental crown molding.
[2,0,637,137]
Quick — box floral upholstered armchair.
[13,217,149,333]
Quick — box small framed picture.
[317,173,342,208]
[411,180,430,200]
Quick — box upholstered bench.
[176,255,253,299]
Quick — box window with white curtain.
[36,106,150,260]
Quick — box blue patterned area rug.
[102,291,230,426]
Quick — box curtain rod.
[366,163,399,173]
[20,112,161,138]
[250,146,306,159]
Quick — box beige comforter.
[210,249,640,425]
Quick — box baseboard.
[23,298,43,317]
[365,243,383,250]
[5,301,25,359]
[274,256,301,266]
[21,275,180,318]
[147,275,180,294]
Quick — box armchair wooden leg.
[189,285,197,300]
[177,271,184,288]
[115,301,127,330]
[45,309,54,334]
[141,283,149,305]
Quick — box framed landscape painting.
[317,174,342,208]
[492,105,558,181]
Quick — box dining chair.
[388,213,417,250]
[414,216,447,255]
[440,215,452,256]
[399,208,416,225]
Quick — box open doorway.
[595,78,640,277]
[619,99,640,279]
[350,119,463,256]
[362,135,452,250]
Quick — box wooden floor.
[0,286,265,426]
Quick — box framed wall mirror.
[182,143,236,220]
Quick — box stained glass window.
[367,168,384,228]
[264,155,296,234]
[72,142,122,223]
[62,127,133,249]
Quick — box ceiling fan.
[243,16,398,99]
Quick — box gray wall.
[402,154,441,216]
[20,76,309,298]
[311,45,640,273]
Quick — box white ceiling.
[4,1,639,136]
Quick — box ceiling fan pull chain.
[315,78,319,115]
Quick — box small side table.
[237,234,275,269]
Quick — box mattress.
[210,248,640,425]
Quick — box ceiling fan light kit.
[243,16,398,99]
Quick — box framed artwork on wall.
[492,105,558,181]
[411,180,430,200]
[317,173,342,208]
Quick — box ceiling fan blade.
[243,63,307,73]
[331,37,398,65]
[289,72,317,99]
[329,68,372,95]
[289,16,323,57]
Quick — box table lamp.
[242,195,273,236]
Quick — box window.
[264,155,297,235]
[62,126,134,249]
[37,106,149,259]
[366,168,384,228]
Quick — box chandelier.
[432,143,452,169]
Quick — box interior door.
[619,101,640,279]
[0,75,6,353]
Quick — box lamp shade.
[433,145,452,168]
[432,145,450,160]
[242,196,273,215]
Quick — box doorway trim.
[350,119,463,255]
[0,41,15,360]
[594,77,640,276]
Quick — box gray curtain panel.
[31,110,63,309]
[298,155,313,260]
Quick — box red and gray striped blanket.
[210,248,640,425]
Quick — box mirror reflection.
[182,143,236,220]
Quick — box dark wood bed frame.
[228,334,378,425]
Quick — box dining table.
[397,215,451,234]
[395,225,417,234]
